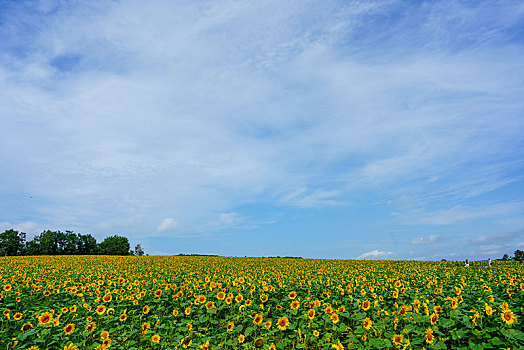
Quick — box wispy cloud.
[157,218,178,232]
[357,250,393,260]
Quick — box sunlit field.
[1,256,523,349]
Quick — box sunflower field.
[1,256,523,350]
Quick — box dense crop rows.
[1,256,523,349]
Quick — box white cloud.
[157,218,178,232]
[0,221,41,236]
[218,212,242,227]
[411,235,439,245]
[357,250,393,259]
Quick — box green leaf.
[469,340,484,350]
[490,337,504,346]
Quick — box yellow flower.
[332,340,344,350]
[238,334,245,343]
[501,309,517,325]
[425,328,434,345]
[277,316,290,330]
[151,334,160,343]
[363,317,372,330]
[63,344,79,350]
[63,323,75,335]
[253,313,263,325]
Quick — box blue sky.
[1,0,524,260]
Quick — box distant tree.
[501,253,510,261]
[25,238,41,255]
[63,231,79,254]
[98,235,130,255]
[134,244,144,256]
[37,230,68,255]
[0,229,26,256]
[77,233,99,254]
[514,249,524,260]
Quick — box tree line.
[0,229,144,256]
[498,249,524,261]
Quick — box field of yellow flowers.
[1,256,523,350]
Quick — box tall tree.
[0,229,26,256]
[77,233,99,254]
[514,249,524,260]
[134,244,145,256]
[98,235,130,255]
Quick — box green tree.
[134,244,144,256]
[514,249,524,260]
[77,233,99,254]
[98,235,130,255]
[0,229,26,256]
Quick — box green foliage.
[0,229,141,256]
[0,229,26,256]
[98,235,131,255]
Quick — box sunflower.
[501,309,517,325]
[154,289,162,298]
[180,338,192,348]
[425,328,434,345]
[290,300,300,310]
[63,323,75,335]
[331,340,344,350]
[324,306,333,314]
[151,335,160,343]
[185,307,191,315]
[433,305,442,313]
[119,313,127,322]
[3,284,11,292]
[102,293,112,303]
[102,338,112,348]
[21,322,33,332]
[362,300,370,311]
[484,303,495,316]
[38,312,52,326]
[142,322,151,334]
[235,294,243,303]
[430,313,439,325]
[363,317,372,330]
[100,330,109,339]
[217,291,225,300]
[200,340,211,350]
[288,291,297,299]
[392,334,403,348]
[143,305,150,314]
[313,330,319,337]
[260,294,268,302]
[238,334,245,343]
[13,312,22,320]
[85,322,96,332]
[277,316,290,330]
[63,344,78,350]
[95,305,106,315]
[253,313,263,325]
[227,321,234,332]
[330,313,340,324]
[307,309,315,320]
[205,301,215,309]
[27,347,39,350]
